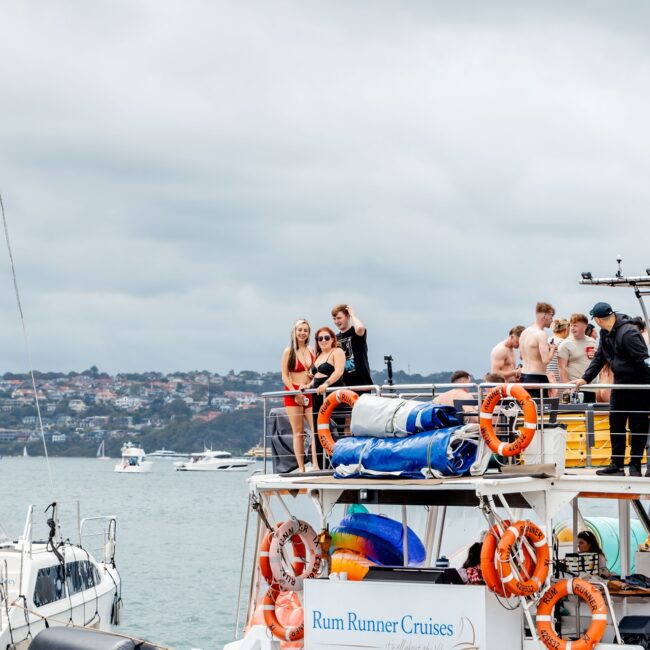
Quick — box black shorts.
[519,373,549,400]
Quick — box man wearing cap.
[573,302,650,477]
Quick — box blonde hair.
[552,319,569,333]
[286,319,311,372]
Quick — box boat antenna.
[0,194,56,496]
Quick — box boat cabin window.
[33,564,65,607]
[66,560,102,595]
[34,560,101,607]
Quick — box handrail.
[80,516,117,564]
[262,384,382,398]
[263,382,650,397]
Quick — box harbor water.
[0,456,625,649]
[0,456,256,649]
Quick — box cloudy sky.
[0,2,648,376]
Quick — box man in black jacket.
[573,302,650,476]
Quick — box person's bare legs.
[286,405,306,472]
[304,407,319,470]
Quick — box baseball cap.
[589,302,614,318]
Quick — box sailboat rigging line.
[0,194,55,496]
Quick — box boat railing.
[260,382,650,474]
[79,516,117,565]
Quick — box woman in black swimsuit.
[301,326,346,463]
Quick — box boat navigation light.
[616,256,623,278]
[581,271,592,280]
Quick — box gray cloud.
[0,1,648,375]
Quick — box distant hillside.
[0,368,457,457]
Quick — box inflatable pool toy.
[331,549,376,580]
[331,513,425,566]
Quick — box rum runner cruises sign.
[304,580,521,650]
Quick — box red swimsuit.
[284,352,315,408]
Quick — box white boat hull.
[114,460,154,473]
[0,564,120,649]
[176,459,254,471]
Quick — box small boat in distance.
[114,442,154,473]
[244,443,270,460]
[22,445,28,458]
[96,439,110,460]
[145,448,189,460]
[175,449,255,472]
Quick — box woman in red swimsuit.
[281,319,318,472]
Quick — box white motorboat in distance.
[114,442,154,473]
[175,449,255,471]
[145,448,189,460]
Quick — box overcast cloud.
[0,1,649,376]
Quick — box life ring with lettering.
[536,578,607,650]
[317,389,359,455]
[269,518,323,591]
[479,384,537,456]
[259,525,306,585]
[496,520,550,597]
[262,586,304,642]
[481,521,536,597]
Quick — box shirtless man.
[490,325,525,382]
[518,302,557,398]
[433,370,474,407]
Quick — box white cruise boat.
[114,442,154,473]
[225,269,650,650]
[0,504,121,648]
[175,449,255,471]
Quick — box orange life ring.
[536,578,607,650]
[481,521,536,597]
[269,518,323,591]
[479,384,537,456]
[262,586,304,642]
[497,520,550,596]
[317,389,359,455]
[259,526,306,585]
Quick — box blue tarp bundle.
[332,425,479,479]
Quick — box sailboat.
[96,439,110,460]
[22,445,28,458]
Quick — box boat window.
[66,560,102,595]
[33,564,66,607]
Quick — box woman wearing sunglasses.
[302,327,346,460]
[281,319,318,472]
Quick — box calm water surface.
[0,456,257,649]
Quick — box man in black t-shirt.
[331,303,373,387]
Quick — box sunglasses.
[317,335,332,342]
